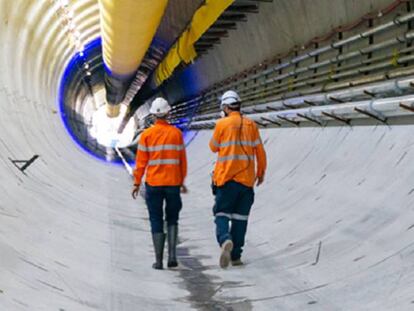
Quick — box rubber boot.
[152,233,165,270]
[167,225,178,268]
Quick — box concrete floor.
[1,123,414,310]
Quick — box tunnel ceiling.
[2,0,414,162]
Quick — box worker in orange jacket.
[210,90,267,268]
[132,97,187,270]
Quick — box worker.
[132,97,187,270]
[209,90,267,268]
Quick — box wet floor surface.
[176,244,252,311]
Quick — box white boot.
[219,240,233,269]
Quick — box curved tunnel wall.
[164,0,398,102]
[182,127,414,310]
[1,0,414,310]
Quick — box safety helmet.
[149,97,171,116]
[220,90,241,109]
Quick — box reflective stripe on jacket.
[209,111,266,187]
[134,119,187,186]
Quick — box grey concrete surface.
[2,106,414,309]
[1,0,414,310]
[182,126,414,310]
[165,0,397,102]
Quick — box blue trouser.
[145,183,182,234]
[213,181,254,260]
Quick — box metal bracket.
[328,96,345,103]
[303,100,316,106]
[354,107,387,124]
[253,107,268,113]
[266,105,280,112]
[321,111,351,125]
[277,115,300,126]
[282,102,296,109]
[260,116,281,126]
[255,121,267,127]
[399,102,414,112]
[297,113,323,126]
[363,90,376,98]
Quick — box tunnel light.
[90,103,136,149]
[73,30,81,38]
[84,63,90,69]
[58,0,69,7]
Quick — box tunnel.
[1,0,414,310]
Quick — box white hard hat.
[220,90,241,109]
[149,97,171,116]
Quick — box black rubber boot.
[152,233,165,270]
[167,225,178,268]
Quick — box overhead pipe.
[235,51,414,108]
[182,47,414,118]
[175,63,414,122]
[224,31,414,104]
[209,11,414,103]
[142,0,234,96]
[153,0,235,86]
[98,0,168,117]
[178,75,414,126]
[189,93,414,129]
[172,11,414,112]
[117,0,235,132]
[253,46,414,97]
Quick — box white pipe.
[187,76,414,123]
[190,94,414,128]
[173,11,414,111]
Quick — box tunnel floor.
[1,125,414,310]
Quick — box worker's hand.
[256,175,264,186]
[180,185,188,194]
[132,185,140,200]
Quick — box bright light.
[57,0,69,7]
[89,104,137,148]
[68,22,75,31]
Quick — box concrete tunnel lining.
[1,0,414,310]
[1,122,414,310]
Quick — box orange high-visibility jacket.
[134,119,187,186]
[209,111,267,187]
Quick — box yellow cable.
[154,0,235,86]
[98,0,168,78]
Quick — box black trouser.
[145,184,182,233]
[213,181,254,260]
